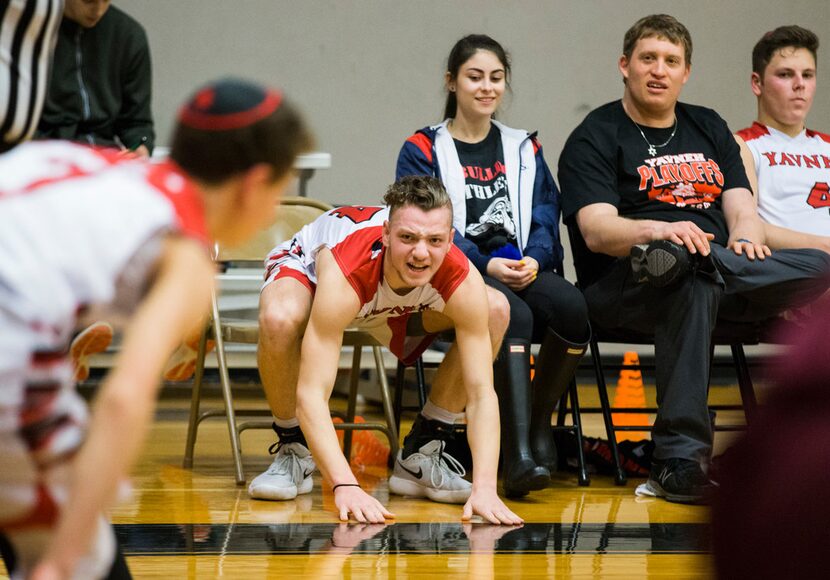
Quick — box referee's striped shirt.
[0,0,63,152]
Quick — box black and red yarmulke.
[178,78,282,131]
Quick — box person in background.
[0,0,63,153]
[36,0,157,381]
[735,25,830,253]
[397,34,590,498]
[36,0,154,157]
[558,14,830,505]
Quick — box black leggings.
[484,271,589,344]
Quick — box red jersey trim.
[429,244,469,303]
[146,160,209,246]
[736,122,770,142]
[1,485,59,530]
[407,133,434,164]
[396,335,438,366]
[272,267,314,293]
[806,128,830,144]
[531,136,541,155]
[331,226,385,305]
[387,314,409,362]
[386,314,438,365]
[330,226,469,307]
[31,350,66,365]
[8,143,121,197]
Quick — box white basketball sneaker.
[248,442,315,501]
[389,440,472,504]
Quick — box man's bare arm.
[443,268,522,525]
[763,222,830,253]
[734,135,760,204]
[295,248,360,487]
[294,248,393,523]
[443,270,499,489]
[576,203,715,257]
[724,135,769,259]
[721,187,771,260]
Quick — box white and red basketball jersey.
[264,205,469,364]
[738,122,830,236]
[0,141,208,346]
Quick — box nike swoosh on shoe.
[399,462,423,479]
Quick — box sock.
[421,399,466,424]
[274,416,300,429]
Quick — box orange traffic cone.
[332,416,391,469]
[611,351,649,441]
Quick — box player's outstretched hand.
[461,489,523,525]
[334,486,395,524]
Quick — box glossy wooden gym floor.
[1,384,745,579]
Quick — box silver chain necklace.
[633,116,678,156]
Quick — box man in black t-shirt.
[558,14,830,505]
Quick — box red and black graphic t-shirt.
[558,100,750,286]
[454,124,519,256]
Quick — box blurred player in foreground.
[0,77,312,579]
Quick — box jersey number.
[806,182,830,209]
[331,206,383,224]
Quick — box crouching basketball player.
[0,78,312,579]
[251,175,523,525]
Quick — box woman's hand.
[485,258,538,291]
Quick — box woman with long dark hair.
[397,34,590,497]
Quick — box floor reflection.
[116,521,710,556]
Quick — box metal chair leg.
[415,357,426,408]
[556,392,569,427]
[731,344,757,424]
[342,344,362,460]
[183,324,210,468]
[393,361,406,433]
[372,346,399,458]
[211,292,245,486]
[591,340,627,486]
[568,379,590,487]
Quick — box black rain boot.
[529,327,589,474]
[495,339,551,498]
